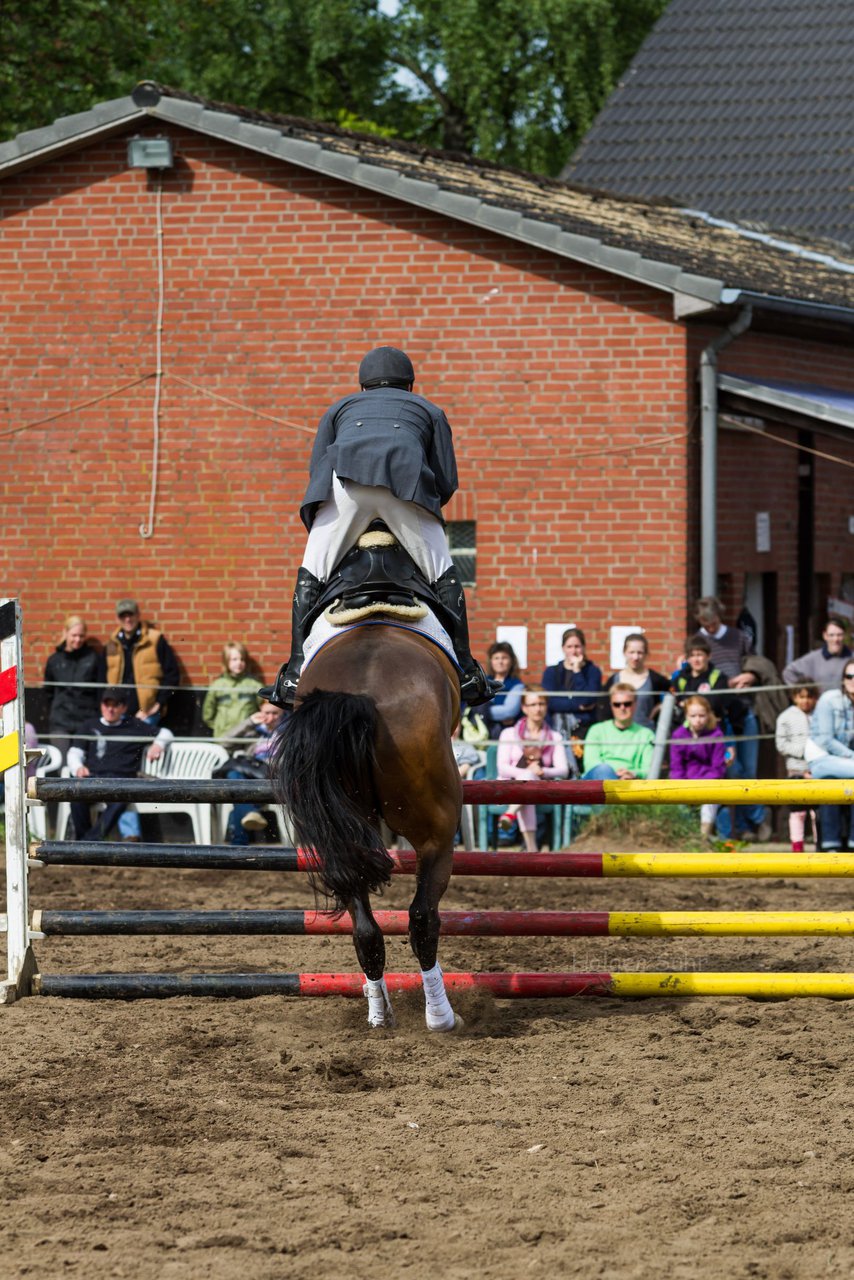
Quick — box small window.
[448,521,476,587]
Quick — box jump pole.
[29,842,854,879]
[32,971,854,1000]
[30,777,854,806]
[31,908,854,937]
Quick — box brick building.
[2,83,852,715]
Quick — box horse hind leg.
[349,892,395,1029]
[408,846,462,1033]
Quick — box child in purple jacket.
[669,695,727,838]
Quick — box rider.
[264,346,496,708]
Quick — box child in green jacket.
[202,642,262,739]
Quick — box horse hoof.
[428,1012,464,1033]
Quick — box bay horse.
[270,622,463,1031]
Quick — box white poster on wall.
[756,512,771,553]
[545,623,576,667]
[496,626,528,670]
[610,625,644,671]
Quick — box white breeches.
[302,473,453,583]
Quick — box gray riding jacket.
[300,387,458,530]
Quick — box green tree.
[385,0,668,171]
[0,0,396,138]
[0,0,667,175]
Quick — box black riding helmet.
[358,346,415,389]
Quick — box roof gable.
[1,81,852,314]
[563,0,854,249]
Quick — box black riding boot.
[433,566,499,705]
[261,568,323,709]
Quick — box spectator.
[604,633,670,730]
[202,641,262,738]
[217,700,286,845]
[99,599,180,724]
[459,706,490,750]
[43,614,101,762]
[776,683,819,853]
[582,684,655,780]
[67,687,173,841]
[669,695,727,839]
[804,661,854,852]
[451,723,483,779]
[541,627,603,739]
[497,688,569,853]
[477,641,524,740]
[672,636,738,720]
[783,617,852,693]
[693,596,755,686]
[692,597,768,841]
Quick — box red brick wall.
[2,125,688,694]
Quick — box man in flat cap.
[98,598,180,723]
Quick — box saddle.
[307,523,456,636]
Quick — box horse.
[270,620,463,1031]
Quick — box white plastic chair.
[133,741,230,844]
[55,740,230,844]
[28,744,63,841]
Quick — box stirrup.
[260,667,299,710]
[459,666,500,706]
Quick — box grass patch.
[576,804,704,850]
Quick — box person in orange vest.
[98,598,180,725]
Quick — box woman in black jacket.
[603,633,671,730]
[43,615,101,760]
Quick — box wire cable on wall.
[139,178,165,540]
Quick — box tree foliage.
[0,0,667,175]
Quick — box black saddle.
[307,523,455,636]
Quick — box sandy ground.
[2,823,854,1279]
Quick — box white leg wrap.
[421,963,457,1032]
[363,976,395,1028]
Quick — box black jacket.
[300,386,458,530]
[43,643,101,732]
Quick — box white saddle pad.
[302,605,460,675]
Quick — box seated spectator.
[217,700,286,845]
[497,688,569,853]
[804,661,854,852]
[459,706,490,750]
[669,695,727,839]
[582,684,654,780]
[783,617,852,694]
[693,596,774,841]
[541,627,603,740]
[776,683,819,853]
[98,598,180,725]
[202,641,262,738]
[673,634,766,840]
[43,614,101,762]
[451,723,482,779]
[604,633,670,729]
[476,642,524,739]
[67,687,173,841]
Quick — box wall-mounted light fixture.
[127,136,174,169]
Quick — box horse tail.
[270,689,394,912]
